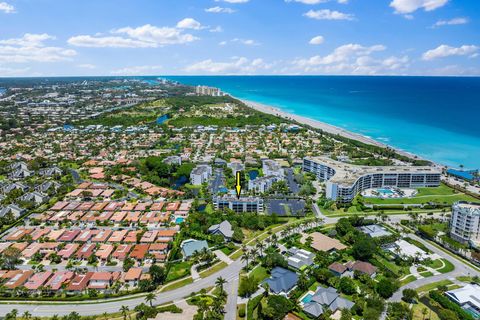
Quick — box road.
[389,233,480,302]
[0,211,472,317]
[0,260,244,317]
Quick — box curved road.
[0,212,472,317]
[0,260,244,317]
[389,233,480,302]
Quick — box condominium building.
[450,201,480,245]
[195,85,225,97]
[263,159,284,178]
[190,164,212,185]
[213,196,264,213]
[248,175,281,193]
[303,156,441,202]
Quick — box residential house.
[208,220,234,241]
[264,267,298,295]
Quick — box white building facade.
[303,157,441,202]
[450,201,480,245]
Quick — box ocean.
[166,76,480,169]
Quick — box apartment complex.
[303,157,441,202]
[213,196,264,213]
[195,85,225,97]
[450,201,480,245]
[190,164,212,185]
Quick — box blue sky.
[0,0,479,76]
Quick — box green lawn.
[166,261,192,282]
[400,275,417,286]
[363,184,477,205]
[420,271,434,277]
[436,259,455,273]
[161,277,193,292]
[199,261,228,278]
[250,265,269,282]
[416,280,452,293]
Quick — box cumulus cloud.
[290,43,408,75]
[422,44,478,60]
[184,57,271,74]
[0,67,30,77]
[176,18,204,30]
[433,17,468,28]
[68,22,199,48]
[111,65,163,75]
[215,0,249,3]
[0,33,76,63]
[294,44,386,67]
[205,6,236,13]
[220,38,260,46]
[285,0,347,4]
[304,9,354,20]
[309,36,324,45]
[390,0,448,14]
[0,2,15,13]
[77,64,96,69]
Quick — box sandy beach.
[242,99,424,161]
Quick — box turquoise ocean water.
[167,76,480,169]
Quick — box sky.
[0,0,479,76]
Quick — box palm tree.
[120,305,129,320]
[22,311,32,320]
[256,241,265,256]
[215,277,227,294]
[145,292,156,307]
[102,312,108,320]
[241,251,250,269]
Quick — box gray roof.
[303,286,354,316]
[181,239,209,258]
[312,287,339,305]
[359,224,392,238]
[303,302,324,317]
[208,220,234,239]
[264,267,298,294]
[329,297,355,311]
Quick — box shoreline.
[241,99,430,163]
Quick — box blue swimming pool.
[301,293,313,304]
[175,217,185,224]
[377,188,394,195]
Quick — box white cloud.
[220,38,260,46]
[304,9,354,21]
[210,26,223,33]
[390,0,448,14]
[215,0,249,3]
[68,22,199,48]
[433,17,468,28]
[286,0,328,4]
[289,43,408,75]
[111,65,163,75]
[309,36,324,45]
[68,35,155,48]
[77,64,96,69]
[285,0,348,3]
[205,6,235,13]
[0,67,30,77]
[422,44,478,60]
[184,57,271,74]
[176,18,203,30]
[0,33,76,63]
[0,2,15,13]
[294,44,385,68]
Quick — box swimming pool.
[377,188,394,195]
[301,293,313,304]
[175,217,185,224]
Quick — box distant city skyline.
[0,0,479,76]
